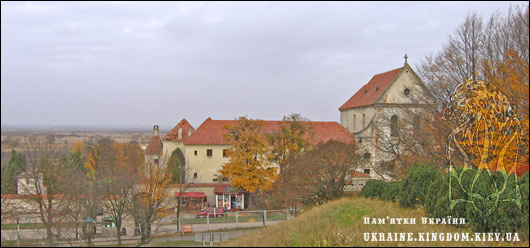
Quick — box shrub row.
[360,164,529,240]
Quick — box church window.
[391,115,399,136]
[363,114,366,129]
[353,114,356,130]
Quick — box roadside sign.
[183,225,193,233]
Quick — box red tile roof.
[1,194,66,199]
[214,184,245,194]
[163,119,195,141]
[145,135,163,155]
[339,67,403,110]
[352,171,370,178]
[184,118,355,145]
[175,192,206,198]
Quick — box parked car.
[196,207,226,218]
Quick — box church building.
[339,56,434,179]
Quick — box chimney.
[153,125,159,136]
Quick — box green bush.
[519,172,529,240]
[398,163,441,209]
[381,180,403,202]
[360,180,388,199]
[361,164,529,241]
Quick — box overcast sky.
[1,1,524,128]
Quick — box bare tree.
[128,157,171,245]
[418,4,529,166]
[272,140,363,207]
[19,134,71,246]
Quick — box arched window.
[391,115,399,136]
[363,114,366,129]
[353,114,356,130]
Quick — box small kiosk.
[214,184,246,210]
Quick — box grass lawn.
[2,222,80,230]
[1,239,42,247]
[141,240,197,247]
[1,223,46,229]
[220,196,529,247]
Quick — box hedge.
[360,163,529,240]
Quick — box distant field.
[221,197,529,247]
[1,127,168,164]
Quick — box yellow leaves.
[220,116,278,194]
[137,160,171,216]
[445,79,526,176]
[72,141,84,154]
[82,137,144,179]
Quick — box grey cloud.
[1,1,522,127]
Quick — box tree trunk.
[116,219,122,245]
[46,223,53,246]
[177,192,183,232]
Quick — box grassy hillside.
[222,197,528,247]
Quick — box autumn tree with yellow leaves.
[444,79,526,175]
[418,4,528,161]
[219,117,278,205]
[269,113,313,170]
[129,157,171,245]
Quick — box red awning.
[175,192,206,198]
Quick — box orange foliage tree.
[484,49,529,155]
[269,113,313,170]
[219,117,278,205]
[444,79,526,175]
[129,158,171,245]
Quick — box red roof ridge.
[145,135,163,155]
[184,118,354,145]
[339,66,404,110]
[163,118,196,141]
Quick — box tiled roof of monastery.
[145,135,163,155]
[184,118,355,145]
[339,66,403,110]
[352,171,370,178]
[163,119,195,141]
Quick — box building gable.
[373,63,432,106]
[339,67,403,111]
[163,118,195,141]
